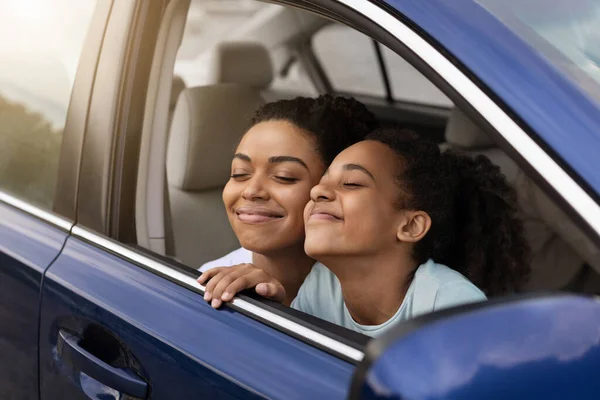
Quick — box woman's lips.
[234,206,284,224]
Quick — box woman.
[198,95,378,307]
[201,128,531,336]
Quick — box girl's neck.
[323,251,417,326]
[251,245,314,306]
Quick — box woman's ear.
[397,211,432,243]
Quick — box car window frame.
[74,0,600,370]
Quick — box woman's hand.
[197,264,286,308]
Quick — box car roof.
[383,0,600,200]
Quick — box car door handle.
[57,329,148,398]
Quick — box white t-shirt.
[199,247,253,272]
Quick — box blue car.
[1,0,600,399]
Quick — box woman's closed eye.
[274,175,299,184]
[231,173,251,180]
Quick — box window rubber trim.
[71,225,368,364]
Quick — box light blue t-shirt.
[291,259,486,337]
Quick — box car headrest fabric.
[210,42,273,89]
[167,84,265,191]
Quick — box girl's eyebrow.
[343,163,375,181]
[268,156,309,170]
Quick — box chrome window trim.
[337,0,600,236]
[71,225,365,363]
[0,191,73,232]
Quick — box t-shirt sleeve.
[198,248,251,272]
[433,281,487,311]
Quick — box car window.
[477,0,600,103]
[382,47,453,107]
[0,0,96,210]
[312,23,452,106]
[312,24,386,97]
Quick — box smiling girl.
[198,95,378,307]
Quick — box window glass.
[312,24,453,106]
[0,0,97,209]
[477,0,600,103]
[312,24,386,97]
[382,47,453,107]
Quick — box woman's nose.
[310,182,335,202]
[241,177,269,201]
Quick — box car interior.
[134,0,600,327]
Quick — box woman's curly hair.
[366,128,531,296]
[251,95,379,166]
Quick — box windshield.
[477,0,600,103]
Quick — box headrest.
[170,75,186,110]
[445,108,495,149]
[167,84,265,191]
[210,42,273,89]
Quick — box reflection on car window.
[0,0,96,209]
[478,0,600,103]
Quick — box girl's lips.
[308,212,342,221]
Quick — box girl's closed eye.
[343,181,364,188]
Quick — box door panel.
[40,236,355,399]
[0,202,70,400]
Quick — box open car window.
[122,0,600,361]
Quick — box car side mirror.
[349,294,600,400]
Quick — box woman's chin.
[238,236,300,255]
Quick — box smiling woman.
[198,95,378,307]
[224,120,324,254]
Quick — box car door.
[0,0,104,398]
[37,1,366,399]
[0,198,70,400]
[39,231,364,399]
[33,0,600,399]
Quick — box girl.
[198,95,378,307]
[202,128,531,336]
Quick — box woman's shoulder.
[198,248,252,272]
